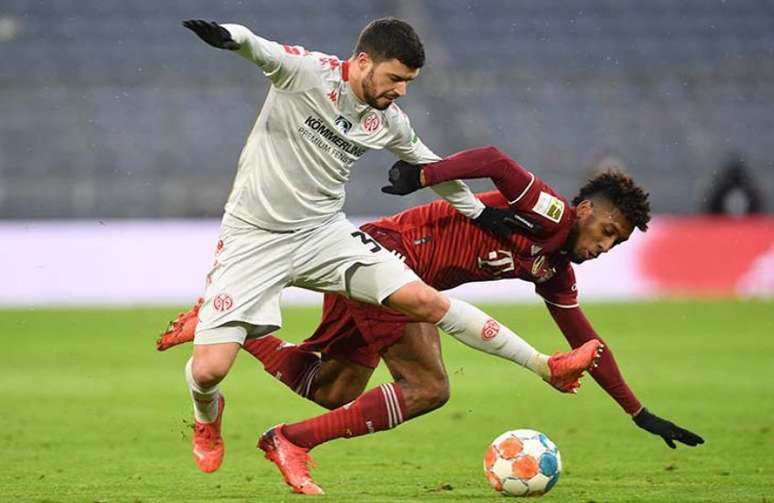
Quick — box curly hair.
[572,171,651,231]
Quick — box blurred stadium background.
[2,3,774,502]
[1,0,773,304]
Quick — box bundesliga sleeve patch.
[532,192,565,223]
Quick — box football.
[483,429,562,497]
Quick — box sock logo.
[481,319,500,341]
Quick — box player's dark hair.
[573,171,651,231]
[354,18,425,69]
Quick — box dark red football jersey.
[372,182,578,308]
[367,146,642,415]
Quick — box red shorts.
[297,224,415,369]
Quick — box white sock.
[185,357,220,423]
[436,298,550,379]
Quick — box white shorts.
[194,212,419,345]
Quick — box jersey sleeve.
[386,109,485,219]
[222,24,318,91]
[545,304,643,415]
[422,146,535,204]
[535,262,579,308]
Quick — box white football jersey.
[220,24,482,231]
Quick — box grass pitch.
[1,299,772,502]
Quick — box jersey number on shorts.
[351,231,382,253]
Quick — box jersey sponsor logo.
[212,293,234,312]
[334,115,352,134]
[477,250,515,275]
[301,115,367,157]
[532,191,565,223]
[361,111,381,134]
[481,319,500,341]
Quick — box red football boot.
[192,394,225,473]
[157,298,203,351]
[545,339,604,393]
[258,425,324,495]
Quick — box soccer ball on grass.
[483,429,561,497]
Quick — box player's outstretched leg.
[544,339,604,393]
[157,298,203,351]
[386,284,555,379]
[258,323,447,494]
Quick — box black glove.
[182,20,240,50]
[633,408,704,449]
[381,161,423,195]
[474,206,542,240]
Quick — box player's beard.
[361,69,393,110]
[565,223,585,264]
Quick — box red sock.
[242,336,321,397]
[282,383,407,449]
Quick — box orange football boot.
[157,298,202,351]
[545,339,604,393]
[192,394,225,473]
[258,425,324,495]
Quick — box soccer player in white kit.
[180,18,576,493]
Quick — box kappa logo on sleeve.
[532,192,565,223]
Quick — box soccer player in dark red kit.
[159,146,703,495]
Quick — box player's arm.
[384,142,540,238]
[383,145,533,203]
[183,20,307,89]
[384,114,485,220]
[545,303,704,449]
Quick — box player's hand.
[381,161,423,195]
[182,20,240,50]
[633,408,705,449]
[474,206,541,240]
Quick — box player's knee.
[408,373,450,413]
[191,358,228,388]
[315,390,357,410]
[312,379,364,410]
[389,284,449,323]
[424,375,450,410]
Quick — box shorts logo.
[212,293,234,312]
[361,111,381,134]
[481,319,500,341]
[334,115,352,134]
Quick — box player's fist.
[633,407,705,449]
[381,161,423,195]
[182,20,240,50]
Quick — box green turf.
[1,299,772,502]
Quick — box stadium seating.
[1,0,771,217]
